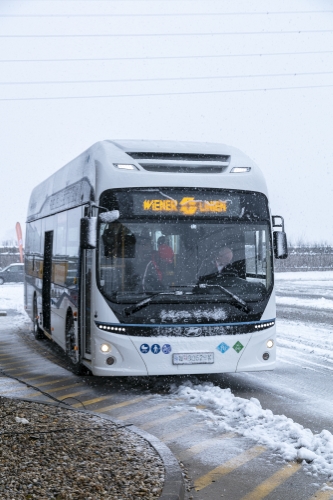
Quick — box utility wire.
[2,71,333,86]
[1,83,333,101]
[1,30,332,38]
[1,50,332,63]
[2,11,333,16]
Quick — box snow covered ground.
[2,275,333,478]
[0,283,29,328]
[173,271,333,478]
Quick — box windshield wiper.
[197,283,251,314]
[124,291,184,316]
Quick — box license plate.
[172,352,214,365]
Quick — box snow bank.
[275,271,333,281]
[175,382,333,477]
[277,319,333,363]
[0,284,29,328]
[276,296,333,310]
[0,284,25,313]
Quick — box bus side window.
[53,212,67,286]
[66,207,80,287]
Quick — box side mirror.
[272,215,288,259]
[273,231,288,259]
[80,217,97,249]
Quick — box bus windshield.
[97,188,273,323]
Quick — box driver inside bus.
[198,246,234,277]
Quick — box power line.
[1,30,332,38]
[0,50,332,64]
[1,84,332,102]
[1,11,333,17]
[2,71,333,86]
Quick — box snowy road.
[1,275,333,499]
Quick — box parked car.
[0,263,24,284]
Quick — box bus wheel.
[33,296,44,340]
[65,312,85,375]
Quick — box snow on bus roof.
[108,139,254,165]
[26,140,263,221]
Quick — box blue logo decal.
[151,344,161,354]
[162,344,172,354]
[140,343,150,354]
[216,342,230,354]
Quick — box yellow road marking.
[194,445,266,491]
[117,401,170,420]
[96,395,152,414]
[2,365,48,373]
[0,358,42,368]
[0,383,41,395]
[240,462,302,500]
[6,377,74,391]
[141,410,188,430]
[30,377,74,388]
[4,380,79,394]
[72,395,112,408]
[23,374,70,381]
[0,352,29,360]
[178,432,237,461]
[308,483,333,500]
[45,383,85,394]
[57,389,92,401]
[4,373,47,380]
[161,422,205,442]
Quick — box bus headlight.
[266,339,274,349]
[100,343,112,353]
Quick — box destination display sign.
[143,197,227,215]
[100,188,269,220]
[131,190,241,217]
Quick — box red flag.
[15,222,23,263]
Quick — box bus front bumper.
[89,327,276,376]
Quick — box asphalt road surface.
[0,275,333,500]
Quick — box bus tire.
[65,311,85,376]
[33,296,45,340]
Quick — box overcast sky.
[0,0,332,245]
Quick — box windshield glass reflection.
[98,220,273,306]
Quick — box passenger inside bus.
[142,235,175,292]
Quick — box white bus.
[24,140,287,376]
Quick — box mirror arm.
[272,215,285,232]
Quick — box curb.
[4,396,185,500]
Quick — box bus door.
[42,231,53,334]
[80,248,93,359]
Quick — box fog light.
[100,343,111,353]
[262,352,270,361]
[266,339,274,349]
[106,356,116,365]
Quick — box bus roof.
[27,140,268,222]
